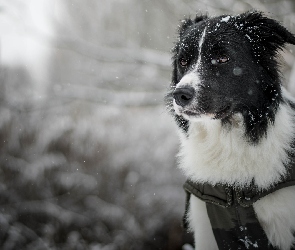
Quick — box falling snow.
[233,67,243,76]
[238,236,259,249]
[221,16,231,22]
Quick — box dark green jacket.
[183,169,295,250]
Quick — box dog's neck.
[178,99,295,189]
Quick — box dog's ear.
[178,14,208,37]
[178,18,194,37]
[236,11,295,53]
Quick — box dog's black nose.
[173,87,195,107]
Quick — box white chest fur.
[178,103,295,189]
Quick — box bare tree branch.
[53,36,171,71]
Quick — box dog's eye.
[216,55,230,64]
[179,58,188,67]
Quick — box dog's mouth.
[176,108,213,120]
[213,104,233,119]
[182,110,200,117]
[176,103,232,121]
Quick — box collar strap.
[184,180,233,207]
[184,176,295,208]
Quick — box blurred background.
[1,0,295,249]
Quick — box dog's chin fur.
[178,94,295,190]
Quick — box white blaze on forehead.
[195,27,207,69]
[177,72,200,88]
[176,27,207,89]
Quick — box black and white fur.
[166,11,295,250]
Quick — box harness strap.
[206,200,275,249]
[183,180,233,208]
[184,175,295,208]
[183,176,295,250]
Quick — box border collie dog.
[166,11,295,250]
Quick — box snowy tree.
[0,0,295,249]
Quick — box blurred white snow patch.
[24,153,67,181]
[36,115,73,152]
[125,171,140,185]
[85,195,143,237]
[0,0,56,99]
[0,107,12,130]
[57,172,98,191]
[182,243,194,250]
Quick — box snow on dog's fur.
[166,11,295,249]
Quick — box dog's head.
[167,11,295,142]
